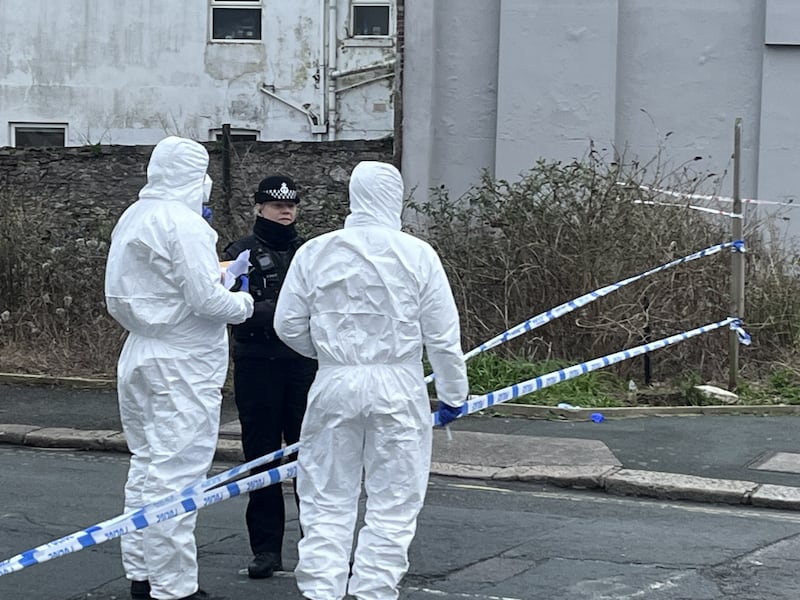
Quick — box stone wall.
[0,138,394,248]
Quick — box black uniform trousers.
[233,355,316,555]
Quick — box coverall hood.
[138,136,209,216]
[344,161,403,230]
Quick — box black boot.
[247,552,283,579]
[130,580,152,600]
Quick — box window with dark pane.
[353,5,389,36]
[215,132,258,142]
[212,8,262,40]
[15,128,65,147]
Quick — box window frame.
[209,127,260,143]
[209,0,262,43]
[350,1,392,38]
[9,122,68,148]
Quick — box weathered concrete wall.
[403,0,500,204]
[0,0,396,145]
[495,0,618,182]
[614,0,763,202]
[403,0,800,239]
[0,138,394,247]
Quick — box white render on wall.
[403,0,800,238]
[495,0,618,181]
[0,0,396,146]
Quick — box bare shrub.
[2,147,799,385]
[407,150,800,384]
[0,186,122,376]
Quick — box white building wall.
[758,0,800,238]
[495,0,618,181]
[0,0,396,146]
[403,0,500,203]
[403,0,800,238]
[614,0,763,200]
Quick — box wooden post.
[728,118,744,391]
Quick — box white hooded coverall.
[104,136,253,600]
[274,161,469,600]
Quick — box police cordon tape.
[433,316,749,426]
[0,460,299,576]
[0,240,748,576]
[633,199,744,219]
[47,238,750,543]
[617,182,800,208]
[13,236,743,563]
[0,442,301,576]
[425,239,744,384]
[0,316,751,576]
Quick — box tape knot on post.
[729,319,752,346]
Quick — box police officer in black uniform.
[222,175,317,579]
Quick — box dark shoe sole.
[247,567,276,579]
[247,552,283,579]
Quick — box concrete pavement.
[3,379,800,511]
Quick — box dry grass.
[2,149,800,388]
[406,150,800,386]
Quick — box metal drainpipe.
[330,59,396,79]
[327,0,337,141]
[393,0,404,169]
[257,84,318,128]
[319,0,328,140]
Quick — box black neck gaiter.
[253,215,298,250]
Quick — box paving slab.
[23,427,120,450]
[432,430,619,469]
[751,451,800,474]
[0,424,41,445]
[495,464,620,489]
[751,484,800,510]
[215,437,245,462]
[218,419,241,439]
[604,469,758,505]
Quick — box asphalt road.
[2,447,800,599]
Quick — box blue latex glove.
[437,401,462,427]
[232,274,249,293]
[202,206,213,224]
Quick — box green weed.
[465,353,626,407]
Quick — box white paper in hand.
[224,249,251,290]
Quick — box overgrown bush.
[0,187,121,375]
[2,148,800,393]
[407,150,800,386]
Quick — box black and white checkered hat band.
[266,182,296,200]
[255,181,297,202]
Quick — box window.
[210,127,259,142]
[352,2,391,37]
[10,123,67,147]
[211,0,261,41]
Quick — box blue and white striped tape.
[0,316,750,576]
[0,442,299,576]
[424,240,743,384]
[0,460,299,576]
[48,239,742,544]
[0,240,748,576]
[432,317,750,426]
[620,182,800,209]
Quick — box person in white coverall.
[274,160,469,600]
[104,136,254,600]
